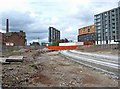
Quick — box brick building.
[2,31,26,46]
[0,32,2,44]
[78,25,95,45]
[1,19,27,46]
[0,32,2,52]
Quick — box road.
[60,50,119,77]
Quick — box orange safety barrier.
[44,46,78,50]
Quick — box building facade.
[0,32,2,52]
[49,27,60,43]
[1,19,27,46]
[2,30,27,46]
[94,5,120,45]
[0,32,2,44]
[78,25,95,45]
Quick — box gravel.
[2,50,118,87]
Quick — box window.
[112,14,115,17]
[96,19,101,22]
[97,26,101,29]
[97,23,101,26]
[105,29,108,32]
[82,28,85,33]
[113,36,115,40]
[98,34,101,37]
[98,30,101,33]
[106,33,108,36]
[98,37,101,40]
[88,28,90,32]
[105,25,107,28]
[105,13,107,16]
[96,15,101,19]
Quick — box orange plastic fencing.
[44,46,78,50]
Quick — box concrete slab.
[6,56,24,62]
[0,58,10,64]
[8,56,24,59]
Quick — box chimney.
[6,19,9,33]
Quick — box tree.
[60,38,69,43]
[51,40,61,46]
[30,42,40,46]
[64,38,69,42]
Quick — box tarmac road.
[60,50,119,77]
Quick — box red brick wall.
[0,32,2,43]
[4,33,26,46]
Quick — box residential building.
[78,25,95,45]
[94,4,120,45]
[49,27,60,43]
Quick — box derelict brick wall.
[5,33,25,46]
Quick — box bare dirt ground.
[78,45,119,56]
[2,50,118,87]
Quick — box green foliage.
[30,42,40,46]
[51,40,61,46]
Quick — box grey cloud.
[1,10,49,43]
[2,10,34,29]
[1,0,119,43]
[27,33,48,40]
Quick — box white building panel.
[59,42,83,46]
[110,40,118,44]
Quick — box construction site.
[0,1,120,88]
[0,44,119,88]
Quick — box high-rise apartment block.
[94,5,120,45]
[49,27,60,43]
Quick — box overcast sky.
[0,0,119,44]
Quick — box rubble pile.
[2,50,118,87]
